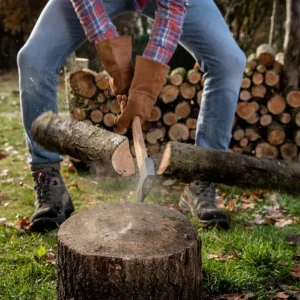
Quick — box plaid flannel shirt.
[71,0,188,64]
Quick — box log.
[291,108,300,126]
[103,113,116,128]
[190,129,196,141]
[251,85,267,98]
[88,100,99,110]
[259,105,269,115]
[252,72,264,85]
[241,77,252,89]
[168,123,189,142]
[146,128,165,144]
[265,70,280,87]
[110,100,121,114]
[239,137,249,148]
[170,67,187,86]
[245,126,261,142]
[286,91,300,108]
[113,127,128,135]
[158,142,300,195]
[246,113,260,125]
[268,121,286,145]
[236,102,256,120]
[267,93,286,115]
[186,118,197,129]
[239,90,252,101]
[100,103,109,113]
[280,142,298,160]
[146,143,160,156]
[295,130,300,146]
[256,64,267,73]
[187,69,201,84]
[97,93,107,103]
[72,108,87,121]
[90,109,103,123]
[255,142,279,159]
[31,112,135,176]
[163,112,178,126]
[57,203,202,300]
[142,120,153,131]
[232,145,244,154]
[149,106,162,122]
[95,72,110,90]
[256,44,276,67]
[179,83,196,100]
[247,54,258,69]
[197,90,203,106]
[82,119,93,126]
[75,58,89,71]
[160,85,179,104]
[175,101,191,119]
[278,112,291,124]
[70,71,97,98]
[260,114,273,126]
[232,125,244,141]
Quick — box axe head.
[136,157,156,202]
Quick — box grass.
[0,73,300,299]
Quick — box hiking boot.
[179,181,229,229]
[30,163,74,233]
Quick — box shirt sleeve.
[70,0,119,43]
[143,0,189,64]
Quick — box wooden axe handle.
[132,116,148,170]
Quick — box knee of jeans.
[17,45,44,73]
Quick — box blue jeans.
[17,0,246,166]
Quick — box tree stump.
[57,203,202,300]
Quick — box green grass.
[0,73,300,299]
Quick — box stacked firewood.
[67,44,300,161]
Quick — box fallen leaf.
[62,172,69,178]
[0,218,7,224]
[250,214,272,225]
[290,265,300,279]
[275,219,293,228]
[162,179,176,186]
[0,193,8,199]
[286,235,300,245]
[0,152,7,160]
[227,199,236,212]
[16,217,30,232]
[273,291,289,299]
[207,253,237,261]
[217,195,226,209]
[242,203,256,210]
[0,169,9,177]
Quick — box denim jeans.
[17,0,246,165]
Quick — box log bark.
[158,142,300,195]
[256,44,276,67]
[70,71,97,98]
[31,112,135,176]
[160,85,179,104]
[57,203,202,300]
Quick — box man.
[17,0,246,233]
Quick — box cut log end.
[160,85,179,104]
[70,71,97,98]
[287,91,300,108]
[168,123,189,142]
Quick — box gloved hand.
[114,56,169,128]
[95,36,133,95]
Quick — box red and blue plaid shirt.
[71,0,188,64]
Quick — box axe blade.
[136,157,156,202]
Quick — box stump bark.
[57,203,202,300]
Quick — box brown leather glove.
[95,36,133,95]
[114,56,169,128]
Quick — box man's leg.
[143,0,246,228]
[17,0,134,232]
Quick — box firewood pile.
[67,44,300,161]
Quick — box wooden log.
[265,70,280,87]
[239,137,249,148]
[95,72,110,90]
[103,113,116,128]
[260,114,273,126]
[251,85,267,98]
[187,69,201,84]
[113,127,128,135]
[170,67,187,86]
[97,93,107,103]
[291,108,300,126]
[110,99,121,114]
[75,58,89,71]
[246,113,260,125]
[82,119,93,126]
[57,203,201,300]
[179,83,196,100]
[146,128,165,144]
[244,67,254,77]
[158,142,300,195]
[256,44,276,67]
[149,106,162,122]
[245,126,261,142]
[241,77,252,89]
[160,85,179,104]
[268,121,286,145]
[190,129,196,141]
[255,142,279,159]
[72,108,87,121]
[252,72,264,85]
[278,112,292,124]
[175,101,191,119]
[90,109,103,124]
[168,123,189,142]
[259,105,269,115]
[239,90,252,101]
[197,90,203,106]
[267,93,286,115]
[186,118,197,129]
[286,91,300,108]
[88,100,99,110]
[31,112,135,176]
[70,71,97,98]
[295,130,300,146]
[232,125,244,141]
[163,112,178,126]
[232,145,244,154]
[256,64,267,73]
[275,52,284,65]
[100,103,109,113]
[146,143,160,156]
[236,102,256,120]
[247,54,258,69]
[280,142,298,160]
[141,120,152,131]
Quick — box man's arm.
[70,0,119,43]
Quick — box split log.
[103,113,116,128]
[265,70,280,87]
[267,93,286,115]
[232,125,244,141]
[95,72,110,90]
[286,91,300,108]
[268,121,286,145]
[57,203,202,300]
[241,77,252,89]
[149,106,162,122]
[280,142,298,160]
[146,128,165,144]
[175,101,191,119]
[70,71,97,98]
[163,112,178,126]
[186,118,197,129]
[158,142,300,195]
[90,109,103,123]
[31,112,135,176]
[179,83,196,100]
[72,108,87,121]
[251,85,267,98]
[252,72,264,85]
[278,112,291,124]
[187,69,201,84]
[239,90,252,101]
[168,123,189,142]
[256,44,276,67]
[170,67,187,86]
[260,114,273,126]
[160,85,179,104]
[236,102,256,120]
[255,142,279,159]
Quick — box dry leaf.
[16,217,30,232]
[275,219,293,228]
[273,291,289,299]
[242,203,256,210]
[207,253,237,261]
[227,199,236,212]
[217,195,226,209]
[290,265,300,279]
[0,193,8,199]
[0,152,7,160]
